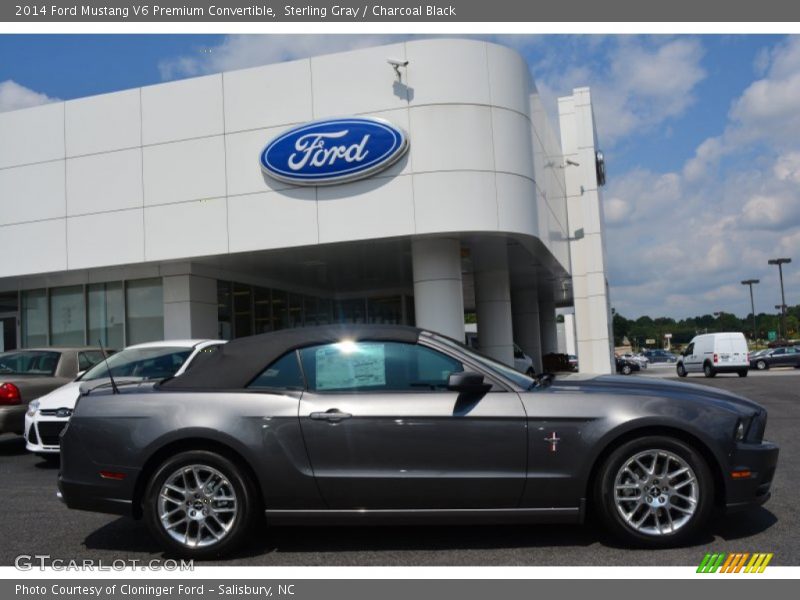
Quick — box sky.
[0,34,798,320]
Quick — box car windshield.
[0,350,61,376]
[80,346,193,381]
[428,333,536,389]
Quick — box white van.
[677,332,749,378]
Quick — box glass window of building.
[367,296,402,324]
[254,286,272,334]
[217,281,232,340]
[272,290,289,330]
[21,289,48,347]
[88,282,124,349]
[126,279,164,345]
[233,283,253,338]
[49,285,86,346]
[335,298,367,323]
[287,293,304,328]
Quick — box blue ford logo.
[260,117,409,185]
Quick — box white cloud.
[534,37,706,145]
[158,34,410,80]
[0,80,57,113]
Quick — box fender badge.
[544,431,561,452]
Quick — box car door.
[683,342,698,372]
[768,348,786,367]
[297,340,528,510]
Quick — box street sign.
[768,331,777,341]
[646,338,656,344]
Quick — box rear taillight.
[0,382,21,405]
[713,353,719,364]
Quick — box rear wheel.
[676,364,687,378]
[594,436,713,547]
[143,450,257,559]
[737,370,748,378]
[621,364,632,375]
[703,363,716,378]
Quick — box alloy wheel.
[157,464,238,548]
[613,449,699,536]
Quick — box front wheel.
[594,436,713,547]
[703,363,716,378]
[143,450,258,559]
[621,364,632,375]
[756,360,768,370]
[677,364,687,378]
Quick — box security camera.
[387,58,409,81]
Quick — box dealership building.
[0,39,614,374]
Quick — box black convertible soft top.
[160,324,422,390]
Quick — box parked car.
[567,354,578,371]
[0,347,105,435]
[615,355,641,375]
[643,349,678,363]
[750,346,800,370]
[622,353,649,369]
[513,343,536,376]
[25,340,224,457]
[677,333,750,378]
[59,325,778,557]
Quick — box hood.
[553,374,764,415]
[35,381,82,410]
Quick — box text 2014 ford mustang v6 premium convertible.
[58,325,778,558]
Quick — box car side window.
[299,341,464,393]
[773,348,785,355]
[249,351,305,391]
[685,343,694,355]
[78,351,104,372]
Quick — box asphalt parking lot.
[1,369,798,567]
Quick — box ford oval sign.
[260,117,409,186]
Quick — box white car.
[25,339,224,457]
[622,353,649,369]
[676,332,749,378]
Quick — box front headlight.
[735,420,746,442]
[26,399,40,417]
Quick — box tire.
[737,370,748,378]
[756,360,768,370]
[676,364,687,378]
[622,364,632,375]
[703,363,716,378]
[143,450,258,559]
[594,435,713,548]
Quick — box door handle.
[309,409,352,422]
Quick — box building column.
[511,287,543,373]
[163,274,218,340]
[473,239,514,366]
[411,237,465,342]
[539,292,558,356]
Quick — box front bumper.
[724,440,779,513]
[25,412,67,454]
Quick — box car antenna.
[97,339,119,395]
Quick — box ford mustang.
[58,325,778,558]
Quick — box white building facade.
[0,39,613,373]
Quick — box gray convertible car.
[59,325,778,558]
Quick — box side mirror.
[534,373,555,388]
[448,372,492,396]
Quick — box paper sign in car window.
[316,343,386,390]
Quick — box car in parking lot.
[643,349,678,363]
[59,325,778,558]
[615,355,641,375]
[25,340,224,457]
[750,346,800,370]
[622,353,649,369]
[677,333,750,378]
[0,347,105,435]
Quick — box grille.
[40,408,72,417]
[37,421,67,447]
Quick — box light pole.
[775,305,785,340]
[768,258,792,340]
[741,279,759,343]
